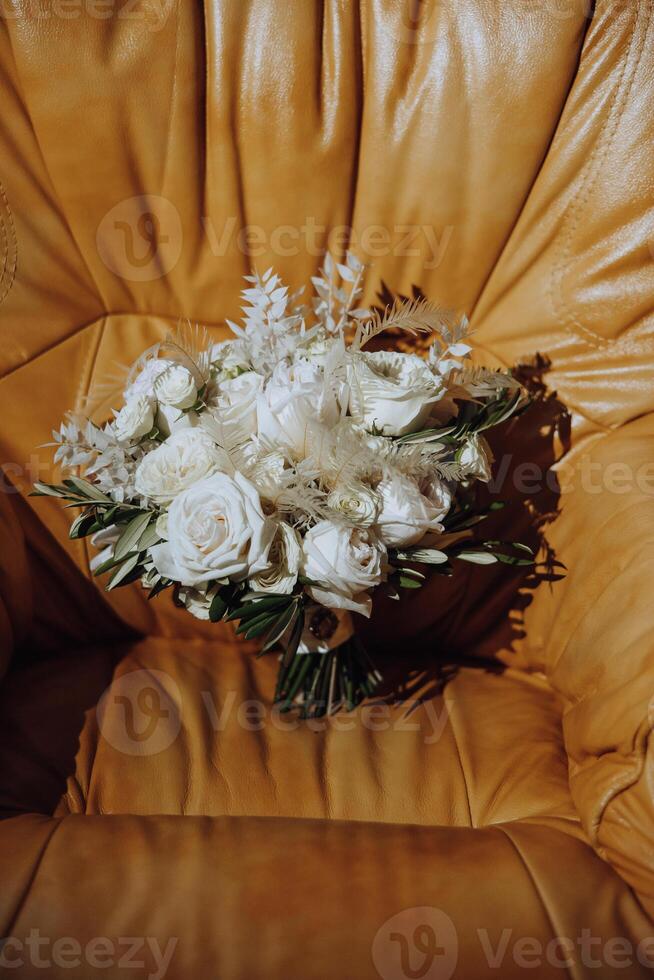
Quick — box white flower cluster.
[52,255,519,644]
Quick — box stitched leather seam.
[0,311,231,383]
[551,0,651,350]
[0,196,6,286]
[496,825,577,980]
[0,178,18,306]
[577,723,651,851]
[76,316,107,412]
[443,698,475,828]
[2,817,63,938]
[596,778,648,859]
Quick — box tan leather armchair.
[1,3,654,977]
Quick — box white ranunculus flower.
[257,361,340,460]
[208,371,263,449]
[154,365,198,410]
[114,395,155,443]
[250,521,301,595]
[348,351,440,436]
[149,472,276,587]
[458,434,493,483]
[134,429,229,505]
[301,520,387,617]
[375,472,451,548]
[327,483,380,528]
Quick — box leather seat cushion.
[2,636,578,833]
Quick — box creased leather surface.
[19,640,573,829]
[474,0,654,431]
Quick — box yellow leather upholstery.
[1,3,654,977]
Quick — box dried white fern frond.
[271,464,333,528]
[351,297,450,351]
[79,364,135,414]
[431,459,467,481]
[317,422,384,488]
[451,363,522,399]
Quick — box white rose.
[327,483,380,528]
[154,365,198,410]
[149,471,276,587]
[376,472,451,548]
[250,521,301,595]
[257,361,340,460]
[208,371,263,449]
[301,520,387,617]
[114,395,155,443]
[348,351,440,436]
[134,429,229,505]
[458,435,493,483]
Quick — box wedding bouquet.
[34,253,531,717]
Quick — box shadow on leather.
[0,645,126,819]
[358,355,569,673]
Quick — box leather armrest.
[0,813,651,979]
[525,414,654,913]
